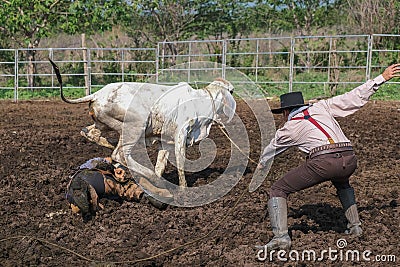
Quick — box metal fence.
[1,34,399,101]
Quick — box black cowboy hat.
[271,92,307,114]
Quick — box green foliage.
[0,0,69,47]
[0,49,15,74]
[0,0,400,101]
[60,0,135,35]
[0,89,14,99]
[193,1,255,39]
[62,62,86,87]
[266,0,343,34]
[124,0,199,42]
[0,0,134,48]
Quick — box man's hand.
[382,63,400,81]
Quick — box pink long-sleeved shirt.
[259,75,387,165]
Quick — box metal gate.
[1,34,399,101]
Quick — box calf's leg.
[81,124,115,149]
[112,137,173,200]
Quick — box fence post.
[222,39,227,79]
[48,48,54,91]
[14,49,18,102]
[121,49,124,82]
[188,42,191,82]
[366,34,373,80]
[327,37,332,84]
[87,49,92,94]
[255,39,259,83]
[82,34,90,96]
[289,37,295,92]
[156,43,160,84]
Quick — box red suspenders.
[291,109,335,144]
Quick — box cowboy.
[66,157,167,220]
[255,63,400,251]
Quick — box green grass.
[257,82,400,101]
[0,87,91,100]
[255,71,400,100]
[0,89,14,99]
[371,83,400,100]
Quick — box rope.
[0,85,261,264]
[0,186,249,265]
[203,86,258,165]
[217,124,259,165]
[0,235,93,262]
[0,122,258,264]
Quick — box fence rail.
[1,34,399,101]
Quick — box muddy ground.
[0,99,399,267]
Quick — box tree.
[60,0,135,93]
[193,1,252,40]
[0,0,68,88]
[345,0,400,35]
[191,1,257,65]
[59,0,134,35]
[123,0,202,65]
[268,0,343,35]
[247,1,282,35]
[123,1,263,65]
[0,0,132,88]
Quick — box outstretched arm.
[316,63,400,117]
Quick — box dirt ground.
[0,99,399,267]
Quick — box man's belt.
[308,142,353,159]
